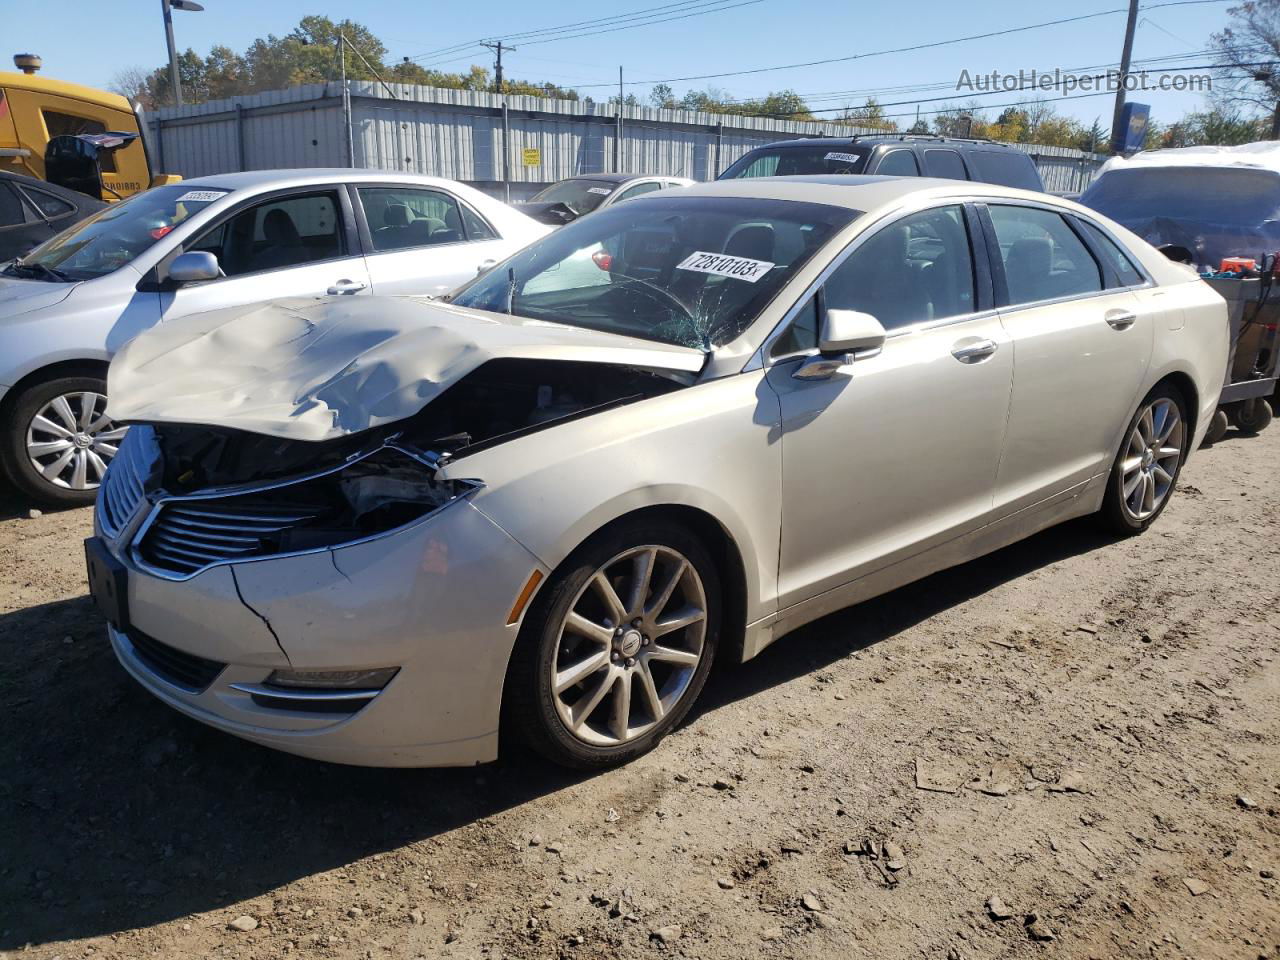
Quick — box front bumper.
[103,500,547,767]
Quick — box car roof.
[668,174,1051,211]
[557,173,686,184]
[172,168,487,192]
[754,136,1025,151]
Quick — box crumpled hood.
[107,295,705,441]
[0,274,79,320]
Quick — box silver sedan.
[88,176,1228,769]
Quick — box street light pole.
[161,0,182,106]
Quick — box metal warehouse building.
[144,80,1105,200]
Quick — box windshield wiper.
[5,261,74,283]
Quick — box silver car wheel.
[25,392,125,491]
[1120,397,1183,522]
[551,545,707,747]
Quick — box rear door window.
[613,181,663,203]
[875,150,920,176]
[19,186,75,219]
[358,186,467,251]
[968,151,1042,190]
[924,149,968,180]
[987,205,1102,305]
[0,183,29,227]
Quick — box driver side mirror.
[794,309,887,381]
[168,251,222,285]
[819,309,887,355]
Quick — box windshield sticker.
[175,190,229,203]
[587,186,613,195]
[676,251,775,283]
[824,152,862,164]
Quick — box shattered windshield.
[451,196,856,349]
[7,184,228,281]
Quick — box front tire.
[504,518,720,770]
[2,375,125,507]
[1100,384,1188,536]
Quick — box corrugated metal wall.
[147,81,1105,196]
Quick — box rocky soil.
[2,426,1277,960]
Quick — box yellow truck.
[0,54,175,200]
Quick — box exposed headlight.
[266,667,399,690]
[134,445,480,577]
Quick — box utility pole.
[615,66,624,171]
[340,33,354,167]
[1109,0,1140,154]
[161,0,182,106]
[481,40,511,94]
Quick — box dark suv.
[718,135,1045,191]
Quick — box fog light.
[265,667,399,690]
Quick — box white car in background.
[0,170,549,505]
[88,177,1227,770]
[517,173,696,225]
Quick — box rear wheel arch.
[1153,371,1198,439]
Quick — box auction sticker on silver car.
[676,251,775,282]
[176,190,230,203]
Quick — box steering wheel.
[607,275,697,325]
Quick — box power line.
[402,0,760,63]
[571,0,1236,89]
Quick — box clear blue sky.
[5,0,1241,129]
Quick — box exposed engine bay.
[151,358,686,493]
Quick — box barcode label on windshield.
[824,152,862,163]
[176,190,229,203]
[676,251,775,283]
[587,186,613,195]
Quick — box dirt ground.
[2,425,1278,960]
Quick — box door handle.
[1105,309,1137,330]
[951,338,998,363]
[327,279,367,295]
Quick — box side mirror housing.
[820,309,887,355]
[794,309,888,381]
[168,251,221,285]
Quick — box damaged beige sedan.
[86,177,1227,768]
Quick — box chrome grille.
[97,427,150,539]
[138,500,319,576]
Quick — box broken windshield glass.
[451,196,857,350]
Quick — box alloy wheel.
[551,545,707,747]
[1120,397,1183,522]
[25,392,126,491]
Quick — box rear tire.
[2,375,122,508]
[1100,383,1188,536]
[504,518,720,770]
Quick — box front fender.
[442,370,783,626]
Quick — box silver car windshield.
[14,185,229,280]
[451,196,857,350]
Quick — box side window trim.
[170,184,356,284]
[458,198,501,241]
[755,200,997,368]
[1069,213,1153,289]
